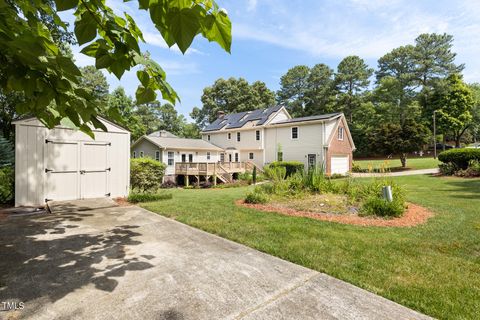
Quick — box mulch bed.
[236,200,434,227]
[113,197,134,207]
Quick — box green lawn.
[141,175,480,319]
[354,157,440,170]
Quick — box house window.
[249,152,254,160]
[168,151,174,166]
[235,153,239,162]
[277,151,283,161]
[207,152,211,160]
[155,151,160,161]
[228,132,231,140]
[133,151,136,158]
[237,132,241,142]
[220,153,225,162]
[207,134,211,141]
[140,151,144,157]
[256,130,260,141]
[291,127,298,139]
[338,127,344,140]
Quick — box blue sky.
[66,0,480,120]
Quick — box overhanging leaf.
[75,12,97,45]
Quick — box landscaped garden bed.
[243,166,432,223]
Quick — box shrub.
[0,136,14,167]
[252,166,257,184]
[454,160,480,177]
[361,196,405,217]
[351,162,364,173]
[0,166,14,204]
[438,162,458,176]
[238,172,253,184]
[267,161,304,177]
[161,180,177,188]
[438,148,480,169]
[128,192,173,203]
[130,158,166,192]
[245,188,269,204]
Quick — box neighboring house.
[201,106,355,175]
[131,130,223,181]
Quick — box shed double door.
[44,140,110,202]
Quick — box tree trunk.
[400,153,407,168]
[455,137,461,148]
[443,135,446,151]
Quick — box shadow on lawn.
[0,206,154,315]
[443,178,480,199]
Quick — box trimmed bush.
[161,180,177,188]
[267,161,304,177]
[438,162,458,176]
[130,158,166,192]
[127,192,172,203]
[438,148,480,169]
[0,166,14,204]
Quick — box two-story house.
[201,106,355,175]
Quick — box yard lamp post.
[433,110,437,159]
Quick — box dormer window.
[338,127,344,141]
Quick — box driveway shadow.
[0,208,154,313]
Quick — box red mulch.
[236,200,434,227]
[113,197,134,207]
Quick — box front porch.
[174,162,255,184]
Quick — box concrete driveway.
[0,199,431,320]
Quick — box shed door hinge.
[45,168,53,173]
[105,193,111,197]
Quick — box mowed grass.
[354,157,440,170]
[141,175,480,319]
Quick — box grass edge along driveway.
[354,157,440,171]
[141,175,480,320]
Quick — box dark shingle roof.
[202,105,283,132]
[271,113,341,125]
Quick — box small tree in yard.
[130,158,166,193]
[369,118,429,168]
[252,166,257,185]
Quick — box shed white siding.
[14,118,130,206]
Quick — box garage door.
[45,140,110,202]
[331,155,349,175]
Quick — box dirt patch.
[236,200,434,227]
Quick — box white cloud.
[246,0,258,11]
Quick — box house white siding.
[15,118,130,206]
[264,123,327,169]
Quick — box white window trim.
[207,152,211,160]
[255,130,260,141]
[227,132,231,140]
[249,152,254,160]
[338,127,344,141]
[155,150,160,161]
[291,127,299,140]
[237,132,241,142]
[167,151,174,166]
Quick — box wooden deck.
[174,162,256,184]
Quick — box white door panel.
[331,156,349,175]
[81,142,109,199]
[45,141,80,201]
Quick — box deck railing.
[175,162,247,175]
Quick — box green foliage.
[361,196,405,218]
[431,74,474,147]
[438,148,480,169]
[267,161,304,177]
[252,166,257,184]
[0,135,14,167]
[191,77,275,127]
[0,0,231,136]
[127,191,172,203]
[245,187,268,204]
[0,166,14,204]
[351,162,364,173]
[130,158,166,192]
[438,162,458,175]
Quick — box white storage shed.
[14,117,130,207]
